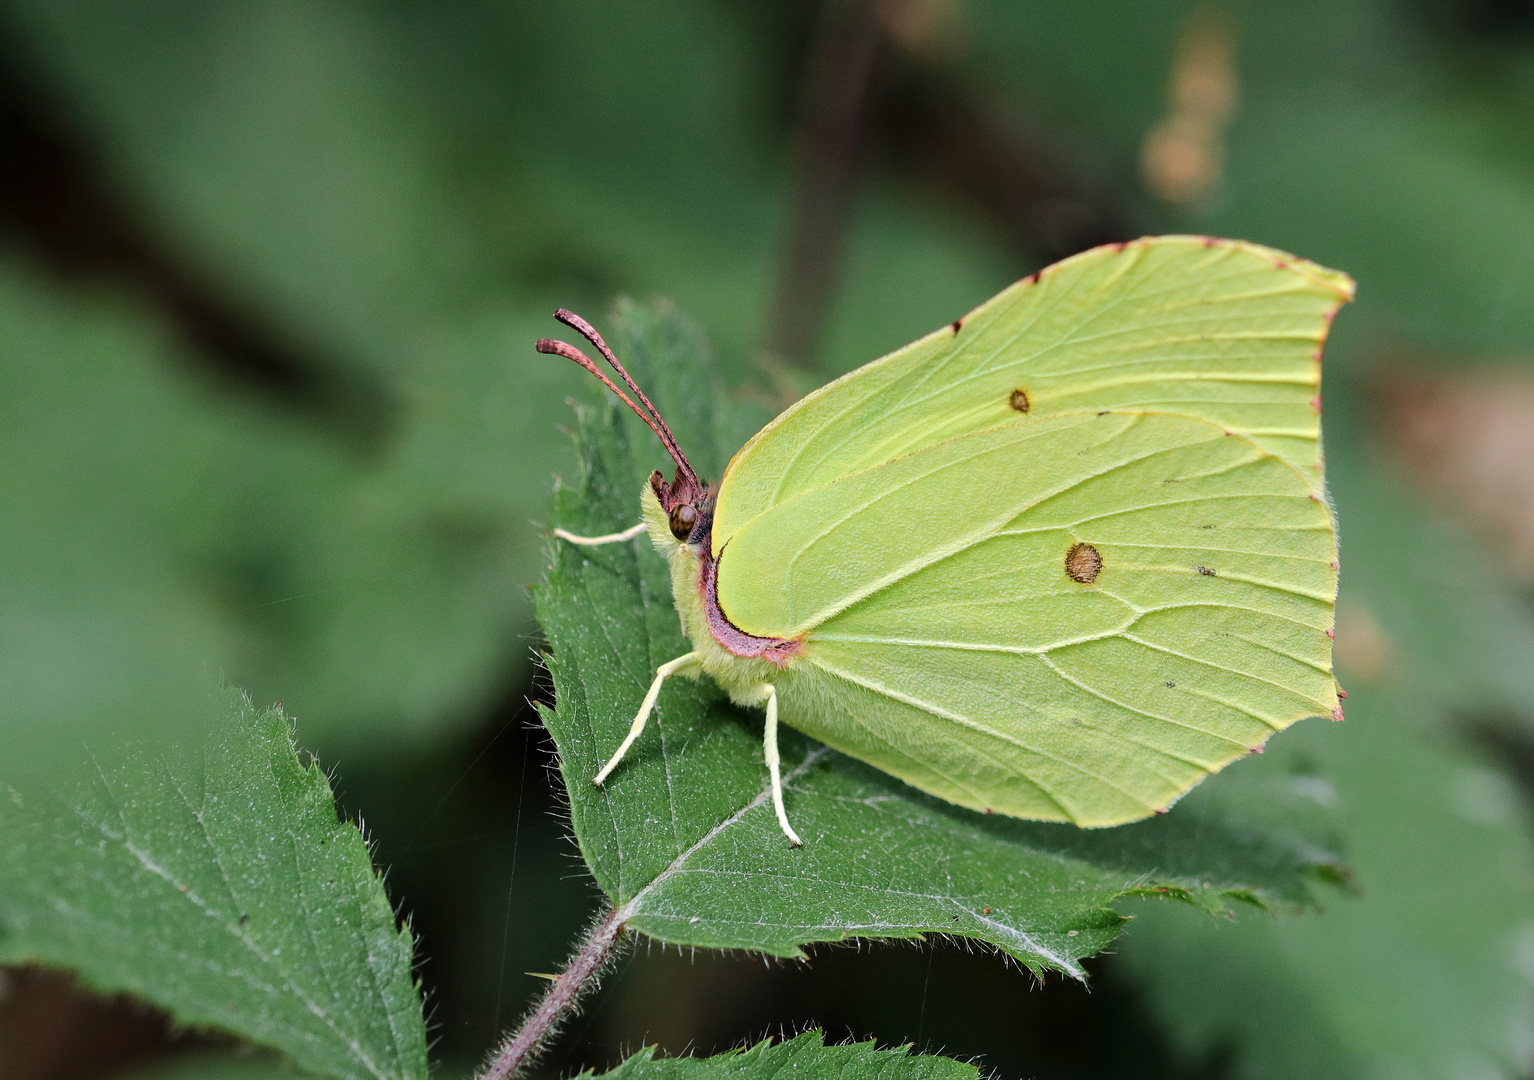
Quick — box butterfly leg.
[554,522,646,546]
[761,684,803,847]
[593,651,701,785]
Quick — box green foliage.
[0,691,428,1080]
[0,250,535,776]
[535,302,1346,976]
[0,262,239,773]
[966,0,1534,356]
[583,1031,975,1080]
[1119,687,1534,1079]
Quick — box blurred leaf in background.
[0,263,243,771]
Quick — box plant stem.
[480,907,627,1080]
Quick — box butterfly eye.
[669,503,699,541]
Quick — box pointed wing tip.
[1185,234,1357,301]
[1086,235,1357,302]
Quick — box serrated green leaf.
[0,690,428,1080]
[535,302,1347,977]
[581,1030,974,1080]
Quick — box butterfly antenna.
[552,309,700,488]
[535,337,678,456]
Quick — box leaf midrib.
[80,751,397,1080]
[614,746,832,920]
[610,743,1092,975]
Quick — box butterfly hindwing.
[715,410,1336,826]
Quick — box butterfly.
[541,235,1352,845]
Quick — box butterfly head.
[650,468,714,547]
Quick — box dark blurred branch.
[0,966,223,1080]
[0,26,395,451]
[879,70,1129,264]
[762,0,883,368]
[761,0,1130,369]
[480,907,626,1080]
[1462,716,1534,808]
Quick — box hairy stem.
[479,907,627,1080]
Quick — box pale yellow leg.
[761,685,803,846]
[593,651,701,785]
[554,522,646,546]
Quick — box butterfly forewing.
[712,236,1353,555]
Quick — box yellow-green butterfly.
[541,235,1353,846]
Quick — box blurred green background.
[7,1,1534,1078]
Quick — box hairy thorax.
[640,482,801,706]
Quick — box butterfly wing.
[709,237,1350,826]
[712,236,1353,555]
[722,412,1337,826]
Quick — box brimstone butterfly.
[541,235,1353,846]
